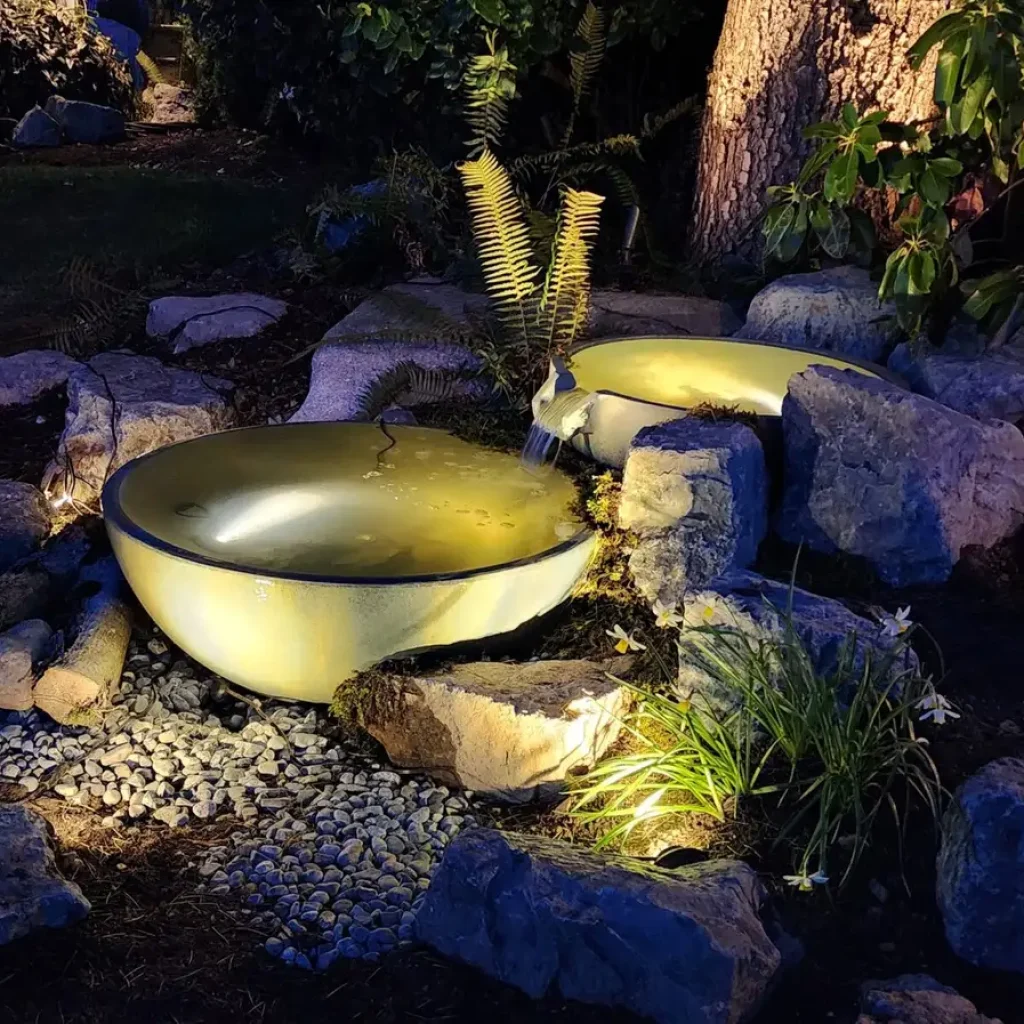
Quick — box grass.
[0,166,307,329]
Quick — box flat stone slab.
[889,341,1024,423]
[44,352,235,506]
[0,350,81,407]
[0,804,89,945]
[859,974,1002,1024]
[417,829,781,1024]
[743,265,896,363]
[619,419,767,603]
[0,481,51,573]
[362,659,631,802]
[590,290,741,338]
[938,757,1024,974]
[777,365,1024,586]
[146,294,288,353]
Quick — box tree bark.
[690,0,953,265]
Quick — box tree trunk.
[690,0,953,265]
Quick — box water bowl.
[104,423,595,702]
[530,335,900,467]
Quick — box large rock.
[777,366,1024,586]
[11,107,61,148]
[146,293,288,353]
[0,619,54,712]
[890,341,1024,424]
[45,96,125,144]
[858,975,1001,1024]
[677,571,915,716]
[0,804,89,945]
[619,420,767,604]
[0,482,51,572]
[590,290,741,338]
[743,266,896,363]
[360,660,631,803]
[937,758,1024,973]
[417,829,782,1023]
[44,352,235,506]
[143,84,194,125]
[0,350,81,407]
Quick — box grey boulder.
[890,340,1024,423]
[0,481,51,572]
[417,828,781,1024]
[12,107,61,148]
[0,350,81,407]
[937,758,1024,974]
[859,975,1001,1023]
[0,804,89,945]
[743,265,895,363]
[590,290,741,338]
[44,352,235,506]
[619,419,768,604]
[45,96,125,144]
[777,366,1024,586]
[146,293,288,353]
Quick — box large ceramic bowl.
[531,336,900,467]
[104,424,595,702]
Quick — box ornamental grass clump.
[572,597,949,890]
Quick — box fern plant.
[464,31,518,157]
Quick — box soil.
[2,127,1024,1024]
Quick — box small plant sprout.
[783,870,830,892]
[606,624,645,654]
[652,599,683,630]
[916,690,960,726]
[878,606,913,638]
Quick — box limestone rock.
[743,265,896,363]
[677,571,915,716]
[890,341,1024,423]
[417,829,781,1023]
[146,293,288,353]
[45,96,125,144]
[590,290,742,338]
[858,975,1001,1024]
[0,482,51,572]
[619,419,767,604]
[937,758,1024,974]
[361,660,631,803]
[0,619,54,712]
[44,352,235,506]
[0,804,89,945]
[0,350,81,407]
[12,107,61,148]
[142,84,194,125]
[777,366,1024,586]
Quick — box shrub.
[0,0,134,120]
[572,602,947,889]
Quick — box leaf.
[847,208,877,255]
[763,202,797,258]
[951,230,973,267]
[824,149,858,203]
[950,68,991,135]
[909,250,937,293]
[879,249,904,301]
[857,124,883,148]
[928,157,963,177]
[469,0,503,24]
[918,168,950,206]
[934,33,967,107]
[804,121,842,140]
[908,12,967,68]
[775,202,809,263]
[841,103,858,130]
[810,202,851,259]
[797,140,839,187]
[962,282,995,320]
[861,110,890,125]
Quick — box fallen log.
[0,620,54,712]
[33,557,131,725]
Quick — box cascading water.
[522,356,595,469]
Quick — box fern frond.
[137,51,166,86]
[539,188,604,353]
[458,149,541,349]
[354,361,476,420]
[510,135,641,181]
[641,97,700,139]
[560,161,639,207]
[563,1,606,148]
[464,31,518,156]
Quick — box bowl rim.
[563,334,906,411]
[102,422,594,587]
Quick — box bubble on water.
[474,509,489,516]
[356,534,375,542]
[500,522,515,529]
[456,509,471,515]
[414,451,431,460]
[362,471,382,479]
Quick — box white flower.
[606,624,646,654]
[652,599,683,630]
[878,606,912,639]
[916,691,960,726]
[783,870,829,892]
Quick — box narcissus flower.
[606,624,646,654]
[652,599,683,630]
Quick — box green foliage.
[763,0,1024,339]
[464,31,518,156]
[0,0,135,119]
[572,610,946,887]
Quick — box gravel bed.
[0,625,480,968]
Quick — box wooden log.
[33,557,132,725]
[0,620,54,712]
